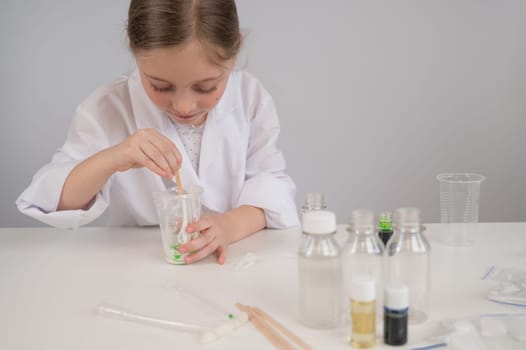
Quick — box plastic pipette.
[95,303,248,344]
[96,303,208,333]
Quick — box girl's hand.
[179,214,232,264]
[111,128,181,178]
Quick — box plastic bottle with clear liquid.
[298,210,342,329]
[385,207,430,324]
[343,210,384,324]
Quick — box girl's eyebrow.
[144,72,224,84]
[145,74,170,83]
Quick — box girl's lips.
[167,111,207,125]
[168,111,198,120]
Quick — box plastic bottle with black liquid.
[385,207,430,324]
[384,283,409,346]
[377,211,393,247]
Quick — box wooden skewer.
[235,303,296,350]
[174,169,184,195]
[252,307,314,350]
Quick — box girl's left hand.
[179,214,231,264]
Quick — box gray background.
[1,0,525,227]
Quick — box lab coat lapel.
[198,72,238,177]
[129,68,165,131]
[198,111,222,178]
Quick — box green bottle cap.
[378,212,393,231]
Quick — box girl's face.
[136,40,234,126]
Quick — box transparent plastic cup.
[153,186,203,264]
[437,173,485,246]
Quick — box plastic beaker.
[437,173,485,246]
[153,186,203,264]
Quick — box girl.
[16,0,299,264]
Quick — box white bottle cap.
[350,275,376,302]
[384,283,409,309]
[302,210,336,234]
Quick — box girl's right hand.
[111,128,181,179]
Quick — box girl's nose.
[170,91,195,115]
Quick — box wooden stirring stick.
[252,307,314,350]
[173,168,190,244]
[235,304,295,350]
[174,169,184,195]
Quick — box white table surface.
[0,223,524,349]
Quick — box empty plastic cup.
[437,173,485,246]
[153,186,203,264]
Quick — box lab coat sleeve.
[16,106,112,229]
[236,95,300,229]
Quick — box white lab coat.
[16,68,300,229]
